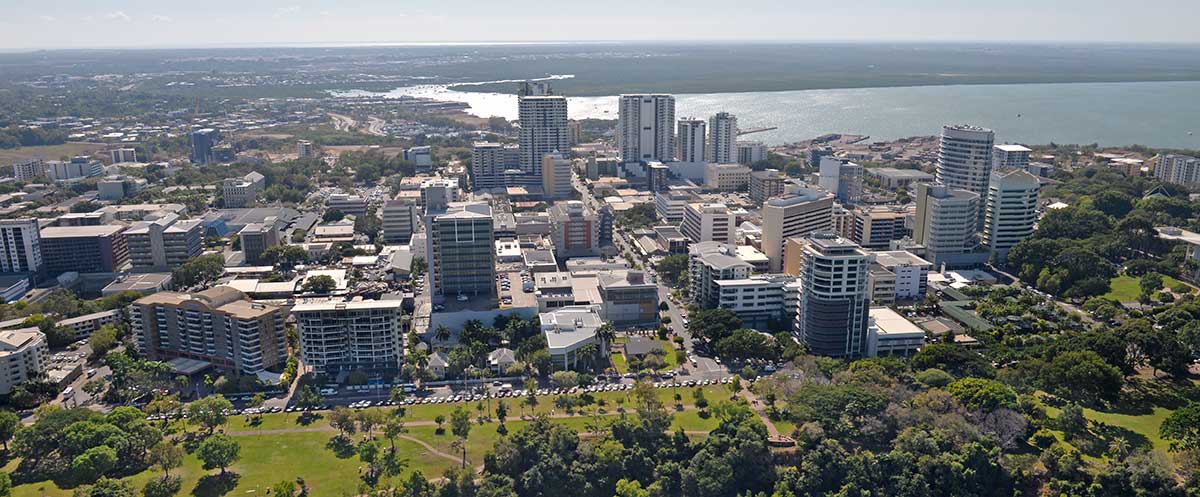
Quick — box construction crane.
[737,127,778,136]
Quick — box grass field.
[1041,399,1175,456]
[1103,274,1185,302]
[0,142,108,163]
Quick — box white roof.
[994,144,1032,153]
[869,307,925,337]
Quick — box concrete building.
[867,168,935,189]
[704,163,751,191]
[677,118,706,163]
[222,178,257,208]
[714,275,796,330]
[796,233,872,358]
[647,163,670,193]
[292,299,405,376]
[654,188,695,224]
[737,141,767,166]
[426,202,496,301]
[542,152,573,200]
[619,94,676,164]
[1154,154,1200,185]
[873,250,931,302]
[381,196,417,245]
[982,169,1040,259]
[57,309,122,340]
[689,242,753,309]
[46,157,103,182]
[130,287,286,374]
[297,140,314,159]
[108,148,137,163]
[0,327,49,395]
[126,213,204,272]
[97,176,144,201]
[867,307,925,357]
[682,202,735,244]
[12,159,46,182]
[419,179,461,212]
[190,128,219,164]
[936,124,995,222]
[540,305,604,370]
[749,169,786,204]
[518,93,570,178]
[707,112,738,164]
[0,219,43,274]
[818,156,864,204]
[913,183,984,268]
[471,142,509,191]
[549,201,601,259]
[993,144,1032,172]
[239,219,281,266]
[326,193,368,217]
[868,264,897,306]
[38,225,129,275]
[851,206,911,250]
[597,271,659,329]
[761,189,834,272]
[404,146,434,172]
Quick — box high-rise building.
[761,189,834,272]
[12,159,46,182]
[982,169,1040,259]
[1154,154,1200,185]
[796,233,871,358]
[108,148,137,163]
[993,144,1031,171]
[872,250,933,302]
[737,141,767,165]
[126,213,203,272]
[707,112,738,164]
[0,328,49,395]
[647,163,670,193]
[704,163,751,191]
[297,140,314,158]
[38,225,129,275]
[681,203,735,244]
[326,193,368,217]
[0,219,43,274]
[518,88,569,178]
[542,152,574,200]
[654,188,696,224]
[426,202,496,301]
[688,241,753,309]
[382,196,417,245]
[419,179,461,212]
[851,206,912,250]
[713,275,797,330]
[936,125,995,223]
[222,178,257,208]
[292,300,405,376]
[913,183,983,268]
[239,219,281,266]
[549,200,601,259]
[471,142,508,191]
[190,128,219,164]
[818,156,864,204]
[677,119,706,163]
[618,94,675,164]
[46,157,103,182]
[404,146,434,172]
[749,169,786,204]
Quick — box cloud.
[150,14,174,23]
[273,6,301,18]
[104,11,132,22]
[39,15,56,22]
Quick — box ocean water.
[337,80,1200,148]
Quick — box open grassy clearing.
[0,142,108,163]
[1103,274,1186,302]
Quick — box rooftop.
[39,225,125,238]
[869,307,925,337]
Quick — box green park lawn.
[1040,398,1175,456]
[1103,274,1185,302]
[610,352,629,373]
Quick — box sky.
[1,0,1198,50]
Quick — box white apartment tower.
[992,144,1031,171]
[542,152,574,200]
[681,203,736,245]
[292,300,405,376]
[797,233,872,358]
[936,125,995,224]
[1155,154,1200,185]
[0,219,43,274]
[761,189,835,272]
[518,89,570,179]
[707,112,738,164]
[677,119,706,163]
[982,169,1040,258]
[471,142,508,191]
[619,94,676,164]
[913,183,982,268]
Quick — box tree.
[148,440,184,476]
[72,445,118,482]
[0,472,10,497]
[450,406,471,467]
[89,324,119,358]
[434,414,446,434]
[1160,402,1200,452]
[328,407,357,436]
[260,245,309,269]
[714,329,778,361]
[196,434,241,475]
[946,378,1017,411]
[0,409,18,452]
[76,478,134,497]
[1042,350,1123,404]
[270,480,297,497]
[1090,190,1134,218]
[142,475,181,497]
[687,308,743,345]
[655,255,689,286]
[302,275,337,294]
[187,395,233,434]
[549,371,580,389]
[1140,272,1164,295]
[322,209,345,223]
[171,254,226,289]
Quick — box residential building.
[426,202,496,301]
[677,118,706,163]
[297,140,314,158]
[761,189,834,272]
[222,178,257,208]
[488,348,516,373]
[1154,154,1200,185]
[130,287,286,374]
[326,193,368,217]
[982,169,1040,259]
[851,206,911,250]
[549,201,601,259]
[126,213,203,272]
[540,305,604,370]
[689,242,753,309]
[108,148,137,163]
[190,128,219,164]
[873,250,931,301]
[57,309,122,340]
[913,183,984,268]
[796,233,872,358]
[38,225,129,275]
[619,94,676,164]
[12,159,45,182]
[596,271,659,329]
[542,152,573,200]
[818,156,864,204]
[471,142,509,191]
[737,141,767,165]
[749,169,785,204]
[381,196,417,244]
[682,202,735,244]
[867,307,925,357]
[239,219,281,266]
[714,275,796,330]
[868,264,897,306]
[654,188,695,224]
[993,144,1032,171]
[647,163,670,193]
[936,124,995,222]
[404,146,434,172]
[708,112,738,164]
[46,157,103,182]
[292,299,405,376]
[704,163,751,191]
[519,90,570,178]
[867,168,935,189]
[0,328,49,395]
[0,219,43,274]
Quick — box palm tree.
[434,325,452,344]
[578,343,598,371]
[596,323,616,353]
[1108,437,1131,460]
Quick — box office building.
[867,264,897,306]
[867,168,935,189]
[713,275,796,330]
[866,307,925,357]
[619,94,676,164]
[761,189,834,272]
[518,91,570,178]
[404,146,433,171]
[419,179,461,212]
[689,241,753,309]
[597,271,659,329]
[872,250,932,301]
[749,169,786,204]
[0,219,43,275]
[239,219,280,266]
[707,112,738,164]
[704,163,751,191]
[222,178,257,208]
[737,141,767,165]
[647,163,670,193]
[1154,154,1200,185]
[130,287,286,374]
[913,183,984,268]
[851,206,912,250]
[818,156,864,204]
[471,142,510,190]
[542,152,573,200]
[98,175,145,201]
[381,196,417,245]
[12,159,46,182]
[190,128,219,164]
[654,188,695,224]
[982,169,1040,259]
[993,144,1032,172]
[682,202,735,244]
[936,125,995,222]
[46,157,103,182]
[109,148,137,163]
[38,225,129,275]
[540,305,604,370]
[326,193,368,217]
[549,200,601,259]
[677,118,706,163]
[126,213,204,272]
[796,233,871,358]
[0,328,49,395]
[297,140,314,159]
[292,299,405,376]
[426,202,496,300]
